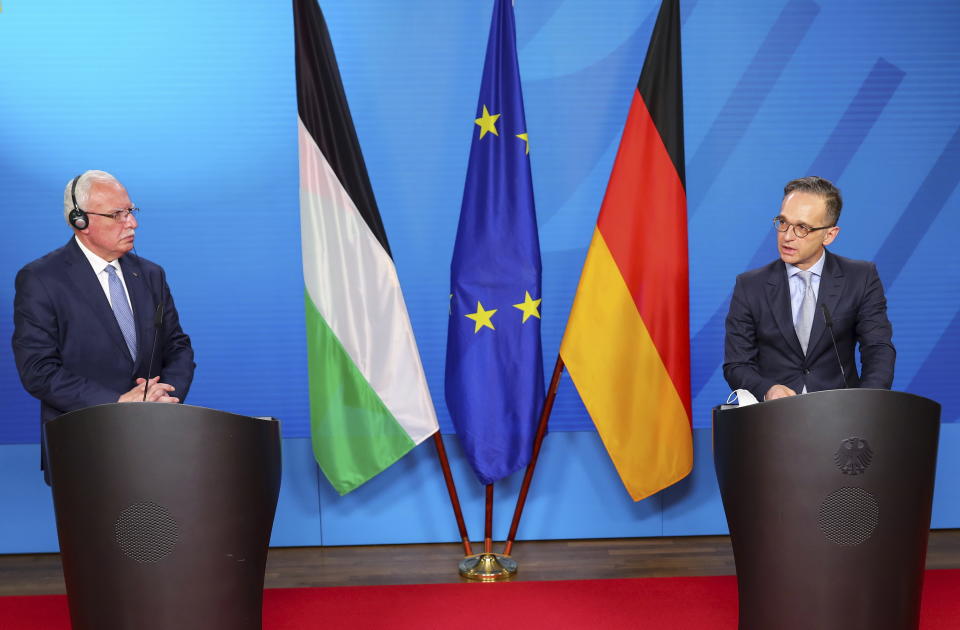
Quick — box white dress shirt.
[74,236,134,311]
[785,249,826,326]
[784,249,826,394]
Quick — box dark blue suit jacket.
[723,250,895,401]
[12,238,195,472]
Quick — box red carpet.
[2,571,959,629]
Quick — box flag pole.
[459,475,517,580]
[431,433,473,556]
[484,484,494,553]
[503,355,565,556]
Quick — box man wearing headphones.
[12,170,195,480]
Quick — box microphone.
[142,265,167,401]
[821,303,848,389]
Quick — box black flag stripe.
[637,0,686,189]
[293,0,393,258]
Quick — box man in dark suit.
[723,176,895,401]
[12,171,195,478]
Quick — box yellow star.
[513,291,542,323]
[465,301,497,333]
[516,132,530,154]
[475,105,500,140]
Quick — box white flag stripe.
[298,118,438,443]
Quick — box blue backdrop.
[1,0,958,447]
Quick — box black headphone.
[67,174,88,230]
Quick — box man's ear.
[823,225,840,246]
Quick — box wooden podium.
[44,402,282,630]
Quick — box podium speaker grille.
[818,487,879,546]
[113,501,179,563]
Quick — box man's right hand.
[118,377,180,404]
[764,384,797,401]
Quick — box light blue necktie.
[105,265,138,361]
[795,270,815,355]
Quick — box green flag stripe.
[305,290,416,495]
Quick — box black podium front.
[714,389,940,630]
[44,403,282,630]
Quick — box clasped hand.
[118,376,179,403]
[764,384,797,400]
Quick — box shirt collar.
[786,249,826,279]
[74,235,120,274]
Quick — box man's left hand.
[134,376,180,403]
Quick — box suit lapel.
[764,260,804,358]
[63,239,133,362]
[809,250,844,354]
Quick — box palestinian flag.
[293,0,439,495]
[559,0,692,501]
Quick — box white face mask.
[726,389,759,406]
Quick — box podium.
[44,403,282,630]
[714,389,940,630]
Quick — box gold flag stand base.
[458,553,517,581]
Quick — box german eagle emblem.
[835,437,872,476]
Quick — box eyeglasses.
[86,208,140,222]
[772,216,833,239]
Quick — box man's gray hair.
[63,170,121,226]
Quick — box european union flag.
[445,0,544,486]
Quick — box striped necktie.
[105,265,138,361]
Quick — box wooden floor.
[3,530,960,596]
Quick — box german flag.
[559,0,692,501]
